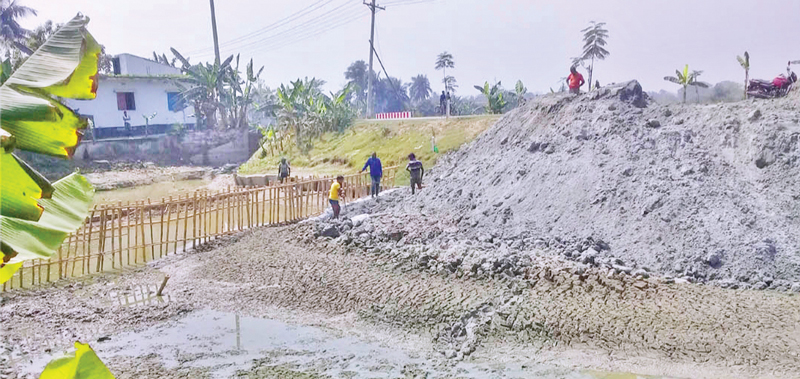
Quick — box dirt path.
[2,224,799,378]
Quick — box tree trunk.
[744,70,749,99]
[587,47,596,91]
[682,86,687,103]
[14,41,33,56]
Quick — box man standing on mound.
[567,66,585,94]
[406,153,424,195]
[360,152,383,198]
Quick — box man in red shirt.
[567,66,585,94]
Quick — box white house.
[66,53,194,139]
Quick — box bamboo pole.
[182,196,189,252]
[139,201,147,263]
[148,198,155,260]
[192,191,198,250]
[133,202,140,265]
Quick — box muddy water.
[14,310,662,379]
[93,179,211,205]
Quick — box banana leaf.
[0,13,98,283]
[38,342,115,379]
[1,173,94,265]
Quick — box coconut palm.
[0,0,37,55]
[409,74,432,104]
[664,64,709,104]
[435,52,454,91]
[737,51,750,99]
[575,21,609,91]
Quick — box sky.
[21,0,800,95]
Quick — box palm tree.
[408,74,432,104]
[435,52,454,91]
[575,21,609,91]
[737,52,749,100]
[0,0,38,55]
[664,65,709,104]
[344,60,369,111]
[442,75,458,93]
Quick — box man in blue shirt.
[360,152,383,198]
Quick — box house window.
[167,92,183,112]
[111,57,121,75]
[116,92,135,110]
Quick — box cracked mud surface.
[2,223,799,378]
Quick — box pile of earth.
[313,81,800,291]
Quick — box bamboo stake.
[182,196,189,252]
[192,191,198,250]
[148,198,155,260]
[133,202,140,265]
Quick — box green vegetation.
[664,64,710,103]
[239,115,500,184]
[573,21,610,91]
[1,13,97,283]
[39,342,114,379]
[474,81,507,114]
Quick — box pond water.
[92,179,211,205]
[17,310,674,379]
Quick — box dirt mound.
[322,82,800,290]
[422,81,800,286]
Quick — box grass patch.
[239,115,500,184]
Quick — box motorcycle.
[747,63,797,99]
[747,71,796,99]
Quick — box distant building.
[66,53,195,139]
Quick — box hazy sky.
[22,0,800,95]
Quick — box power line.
[184,0,341,55]
[188,2,363,60]
[222,1,361,53]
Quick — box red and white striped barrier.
[375,111,411,120]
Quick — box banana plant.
[0,14,97,283]
[737,52,750,99]
[474,81,507,114]
[664,64,709,103]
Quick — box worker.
[329,175,344,219]
[567,66,585,95]
[278,158,291,183]
[360,152,383,198]
[406,153,424,194]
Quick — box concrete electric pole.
[365,0,384,118]
[209,0,226,127]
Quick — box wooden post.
[182,196,189,252]
[192,191,198,250]
[159,198,166,258]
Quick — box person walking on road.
[278,158,291,183]
[329,175,344,219]
[406,153,424,195]
[360,152,383,198]
[567,66,585,95]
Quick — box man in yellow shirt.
[329,175,344,219]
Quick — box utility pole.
[365,0,384,118]
[209,0,226,127]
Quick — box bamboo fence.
[2,168,397,292]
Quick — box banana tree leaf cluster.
[664,64,710,103]
[0,13,96,283]
[474,81,507,114]
[170,48,264,131]
[269,77,356,153]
